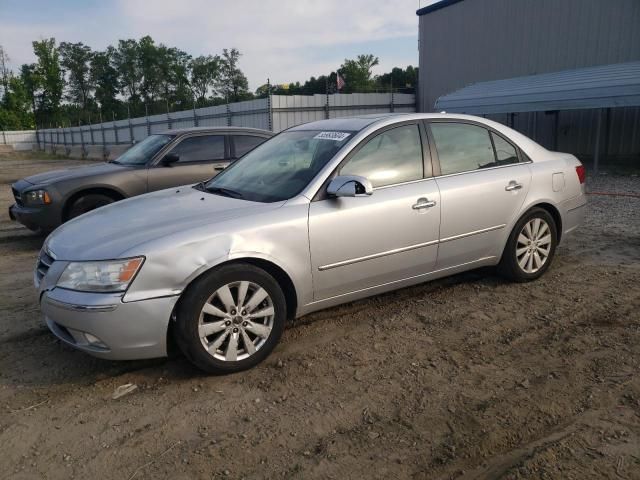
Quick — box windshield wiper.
[205,186,244,199]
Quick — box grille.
[12,187,22,206]
[36,249,55,283]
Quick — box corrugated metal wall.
[6,93,415,151]
[418,0,640,164]
[1,130,38,150]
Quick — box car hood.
[46,187,285,260]
[23,162,128,186]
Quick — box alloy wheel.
[516,218,552,274]
[198,281,274,362]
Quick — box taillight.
[575,165,586,184]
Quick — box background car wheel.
[175,264,286,374]
[66,193,116,220]
[499,207,558,282]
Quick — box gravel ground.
[0,155,638,480]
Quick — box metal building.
[417,0,640,169]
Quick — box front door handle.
[412,198,437,210]
[505,181,523,191]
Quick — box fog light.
[84,333,108,349]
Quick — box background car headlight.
[57,257,144,292]
[24,189,52,205]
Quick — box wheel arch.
[528,202,563,243]
[174,256,299,322]
[166,255,300,357]
[62,186,126,221]
[499,201,563,265]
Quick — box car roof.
[163,126,273,136]
[288,113,401,132]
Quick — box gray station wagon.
[9,127,273,232]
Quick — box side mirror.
[326,175,373,198]
[161,153,180,166]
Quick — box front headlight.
[57,257,144,292]
[24,189,52,205]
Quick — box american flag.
[336,73,345,91]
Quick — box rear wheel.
[175,264,286,374]
[499,207,557,282]
[66,193,116,220]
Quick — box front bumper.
[41,288,179,360]
[9,202,57,232]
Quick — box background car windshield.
[206,130,354,202]
[114,134,174,165]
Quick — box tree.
[32,38,64,126]
[339,54,379,92]
[217,48,249,102]
[138,36,161,105]
[59,42,94,113]
[190,55,220,105]
[113,39,142,105]
[376,65,418,92]
[0,45,10,101]
[90,46,120,117]
[0,75,34,129]
[157,45,192,110]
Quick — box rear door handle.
[412,198,437,210]
[505,181,523,191]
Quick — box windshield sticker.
[314,131,351,141]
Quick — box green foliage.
[1,38,415,130]
[90,47,121,119]
[338,54,379,92]
[218,48,250,102]
[0,75,35,129]
[255,56,416,96]
[0,45,10,100]
[59,42,93,109]
[376,65,418,92]
[190,55,221,105]
[112,39,142,103]
[32,38,64,125]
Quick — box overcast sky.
[0,0,437,90]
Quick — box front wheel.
[66,193,116,220]
[499,207,558,282]
[175,264,286,374]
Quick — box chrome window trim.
[373,176,436,191]
[433,160,532,180]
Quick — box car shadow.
[0,266,509,390]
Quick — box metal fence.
[1,130,37,150]
[1,92,416,155]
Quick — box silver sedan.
[36,113,587,373]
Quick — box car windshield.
[113,134,174,166]
[205,130,355,202]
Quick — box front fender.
[122,237,231,302]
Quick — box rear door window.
[233,135,268,158]
[170,135,226,163]
[430,123,495,175]
[491,132,519,166]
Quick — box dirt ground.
[0,153,639,480]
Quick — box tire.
[175,264,286,374]
[499,207,558,282]
[66,193,116,220]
